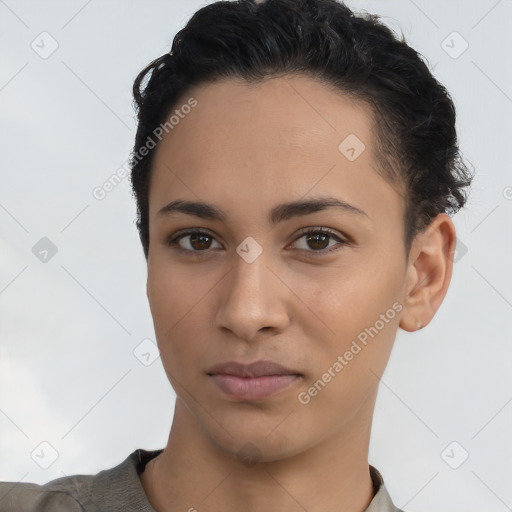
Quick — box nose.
[214,249,290,342]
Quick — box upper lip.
[207,360,301,378]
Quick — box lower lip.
[209,374,300,400]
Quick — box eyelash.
[164,227,348,258]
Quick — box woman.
[0,0,472,510]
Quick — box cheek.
[147,269,209,371]
[148,260,214,327]
[308,254,403,380]
[298,292,400,424]
[314,258,401,328]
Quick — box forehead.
[148,74,403,227]
[154,74,376,164]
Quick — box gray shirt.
[0,449,404,511]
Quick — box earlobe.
[399,255,423,332]
[398,213,457,333]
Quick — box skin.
[139,74,457,512]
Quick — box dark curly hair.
[129,0,473,261]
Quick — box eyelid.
[166,228,222,252]
[289,227,348,257]
[165,226,350,256]
[293,226,348,245]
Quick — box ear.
[399,213,457,332]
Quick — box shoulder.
[0,476,88,512]
[0,448,163,512]
[368,465,406,512]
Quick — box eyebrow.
[157,197,369,225]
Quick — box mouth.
[206,360,302,400]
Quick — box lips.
[206,360,301,378]
[207,360,302,400]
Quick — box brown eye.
[187,232,213,250]
[165,227,347,258]
[304,232,330,250]
[165,230,222,253]
[291,228,347,255]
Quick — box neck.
[141,397,376,512]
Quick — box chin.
[206,422,310,464]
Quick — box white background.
[1,1,511,511]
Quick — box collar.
[83,448,403,511]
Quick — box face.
[146,74,410,461]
